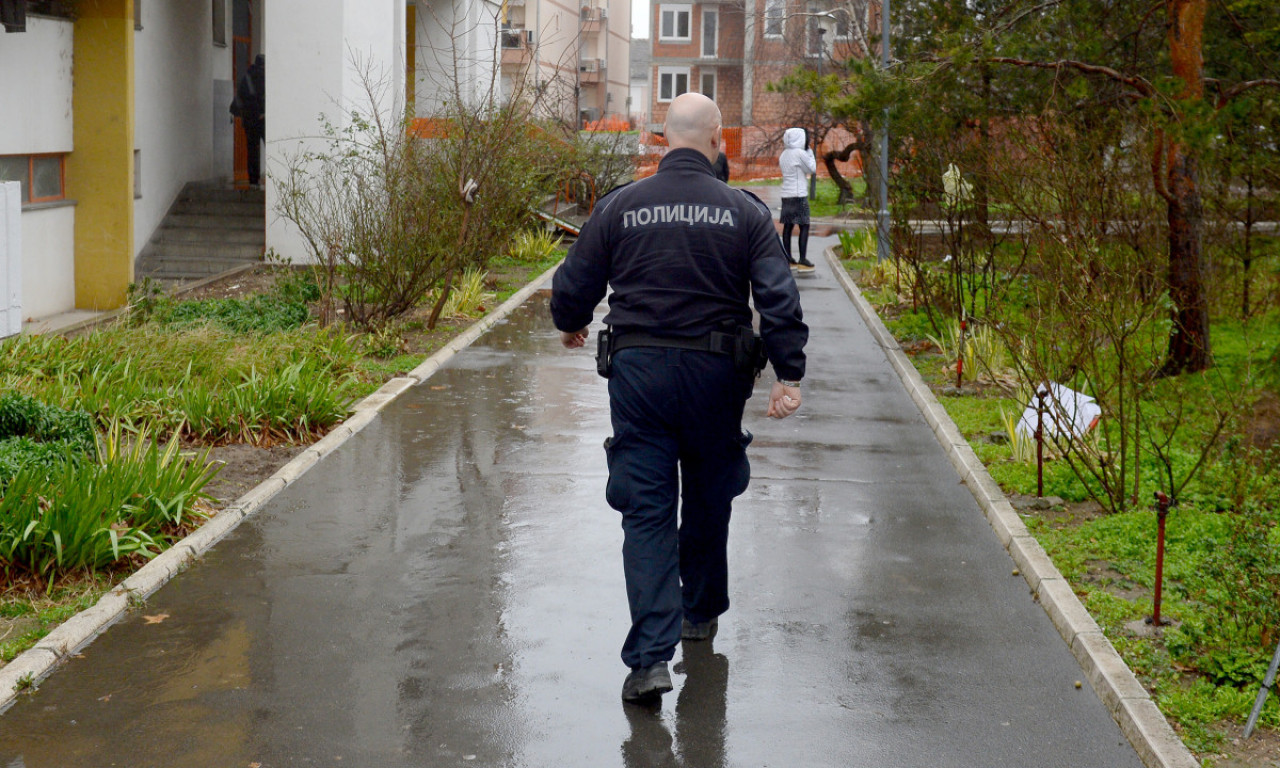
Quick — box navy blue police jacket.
[550,147,807,383]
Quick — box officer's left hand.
[561,328,590,349]
[767,382,802,419]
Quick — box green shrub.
[0,426,219,581]
[159,295,311,334]
[0,393,96,454]
[509,229,564,264]
[361,320,408,360]
[1267,339,1280,390]
[0,437,87,489]
[438,268,493,320]
[0,325,362,445]
[884,310,937,341]
[270,268,322,305]
[838,229,877,260]
[179,359,356,444]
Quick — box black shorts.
[779,196,810,226]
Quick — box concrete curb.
[823,246,1198,768]
[0,261,562,712]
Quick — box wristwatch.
[778,379,801,387]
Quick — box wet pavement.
[0,238,1144,767]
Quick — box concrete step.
[136,181,267,281]
[143,241,264,261]
[170,199,264,217]
[137,253,261,279]
[152,227,265,245]
[163,213,264,230]
[180,186,265,205]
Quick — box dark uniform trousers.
[604,346,752,670]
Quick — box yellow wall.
[67,0,135,310]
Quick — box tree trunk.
[1160,144,1210,376]
[856,119,882,212]
[976,66,992,231]
[822,141,864,205]
[1156,0,1211,376]
[1242,176,1254,319]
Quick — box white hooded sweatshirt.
[779,127,817,198]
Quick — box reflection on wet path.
[0,251,1144,767]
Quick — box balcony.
[580,4,606,33]
[501,28,534,67]
[578,58,606,83]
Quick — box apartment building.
[497,0,632,127]
[649,0,864,158]
[2,0,596,327]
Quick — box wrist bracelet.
[778,379,801,387]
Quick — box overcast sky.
[633,0,649,38]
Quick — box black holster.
[596,328,614,378]
[732,325,769,379]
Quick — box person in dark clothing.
[551,92,808,705]
[231,55,266,186]
[711,151,730,183]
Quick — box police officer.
[551,92,808,704]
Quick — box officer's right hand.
[767,382,802,419]
[561,328,589,349]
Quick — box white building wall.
[531,0,582,124]
[605,0,631,120]
[0,16,76,321]
[266,0,409,264]
[17,208,76,322]
[0,17,74,153]
[134,1,226,262]
[628,78,650,125]
[415,0,502,114]
[2,182,20,338]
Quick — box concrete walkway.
[0,239,1148,767]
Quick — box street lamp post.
[876,0,890,263]
[809,26,827,201]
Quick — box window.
[808,5,848,55]
[0,154,66,205]
[26,1,76,19]
[764,0,785,37]
[807,5,825,57]
[700,71,716,101]
[659,4,691,41]
[832,7,851,37]
[658,67,690,102]
[701,9,718,57]
[213,0,227,45]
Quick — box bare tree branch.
[986,56,1157,96]
[1213,78,1280,108]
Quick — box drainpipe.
[742,0,755,126]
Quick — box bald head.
[664,92,723,163]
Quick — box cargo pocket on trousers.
[603,435,628,511]
[730,428,753,498]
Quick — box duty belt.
[596,327,766,379]
[611,330,735,355]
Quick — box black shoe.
[681,617,718,641]
[795,259,816,272]
[622,662,673,704]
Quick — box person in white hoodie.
[778,127,817,271]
